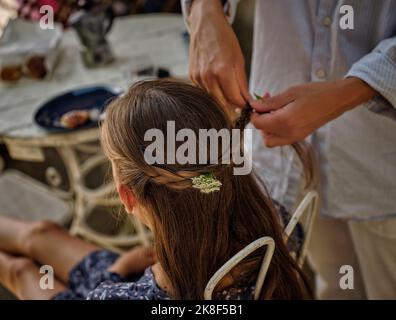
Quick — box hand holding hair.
[188,0,250,110]
[250,78,377,147]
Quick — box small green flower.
[191,173,222,194]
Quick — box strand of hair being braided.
[145,164,223,190]
[234,102,317,190]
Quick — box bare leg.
[0,216,157,285]
[0,250,66,300]
[0,216,99,283]
[0,216,34,254]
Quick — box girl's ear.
[117,184,136,214]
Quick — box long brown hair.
[101,79,313,299]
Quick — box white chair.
[284,190,319,267]
[204,236,275,300]
[204,190,320,300]
[70,150,151,252]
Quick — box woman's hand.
[250,77,377,147]
[188,0,250,110]
[108,246,156,277]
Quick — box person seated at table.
[0,80,313,300]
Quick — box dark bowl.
[34,85,123,132]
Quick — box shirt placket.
[311,0,338,81]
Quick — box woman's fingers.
[195,64,247,110]
[190,52,249,110]
[208,80,229,107]
[190,62,205,88]
[218,70,246,107]
[262,132,295,147]
[250,89,295,113]
[188,1,250,109]
[251,109,288,134]
[252,103,308,147]
[235,63,251,102]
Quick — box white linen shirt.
[182,0,396,220]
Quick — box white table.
[0,14,188,250]
[0,13,188,140]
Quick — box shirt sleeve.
[346,36,396,121]
[181,0,240,31]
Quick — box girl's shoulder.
[87,267,170,300]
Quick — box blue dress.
[53,202,303,300]
[52,250,168,300]
[52,250,255,300]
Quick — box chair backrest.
[204,190,320,300]
[204,236,275,300]
[284,190,319,267]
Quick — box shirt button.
[316,69,326,79]
[322,16,332,27]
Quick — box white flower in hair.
[191,173,222,194]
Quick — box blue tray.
[34,85,123,132]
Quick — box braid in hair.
[233,102,317,189]
[234,102,254,131]
[144,162,228,191]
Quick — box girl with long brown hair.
[0,79,313,299]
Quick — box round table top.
[0,14,188,146]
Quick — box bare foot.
[108,246,156,277]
